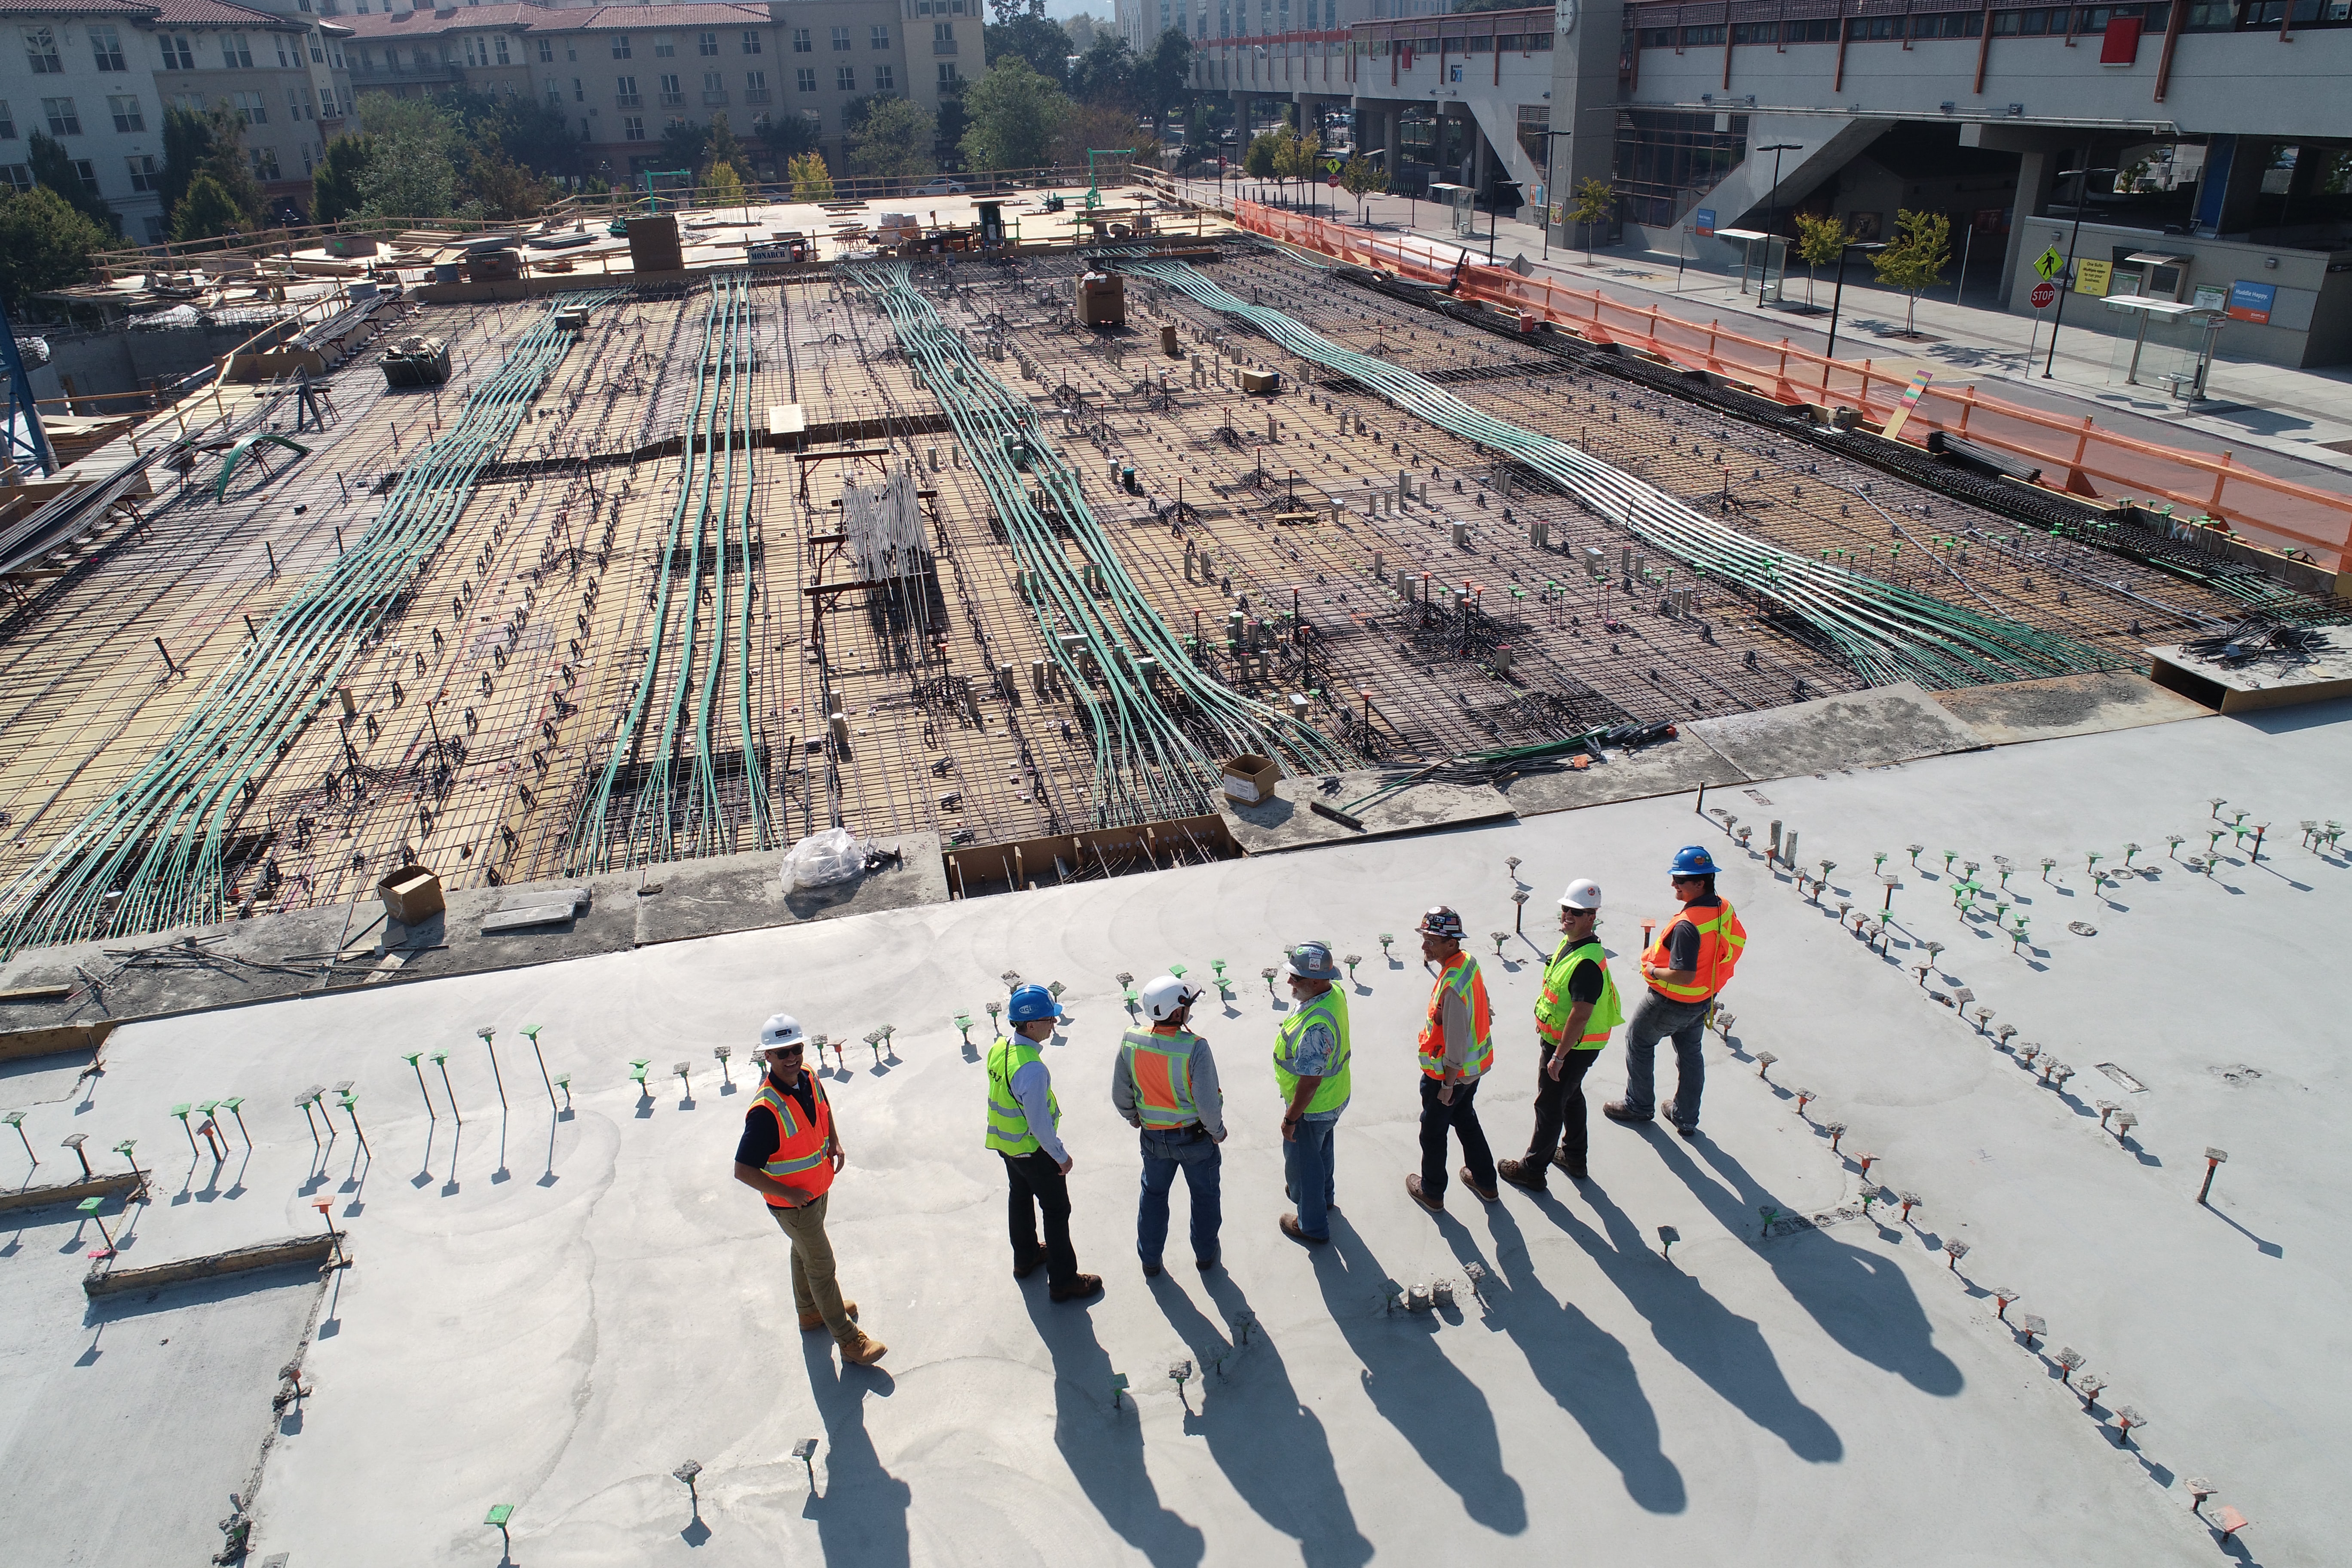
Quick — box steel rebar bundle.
[1127,259,2118,692]
[846,262,1353,826]
[0,294,624,954]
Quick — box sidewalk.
[1176,178,2352,497]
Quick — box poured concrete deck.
[1,700,2344,1566]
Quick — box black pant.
[1001,1150,1078,1289]
[1419,1075,1495,1201]
[1525,1048,1600,1175]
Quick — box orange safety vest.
[1121,1027,1204,1129]
[1415,952,1494,1080]
[749,1072,836,1206]
[1644,898,1747,1002]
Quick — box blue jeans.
[1136,1128,1222,1266]
[1620,991,1712,1129]
[1283,1117,1338,1241]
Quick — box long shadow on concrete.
[798,1338,913,1568]
[1536,1182,1843,1463]
[1022,1290,1207,1568]
[1315,1223,1528,1534]
[1141,1270,1375,1568]
[1447,1204,1688,1513]
[1658,1131,1963,1397]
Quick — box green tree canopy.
[1339,152,1388,221]
[959,58,1072,172]
[1871,208,1951,334]
[1139,28,1196,128]
[1568,175,1614,263]
[851,97,939,182]
[1791,210,1849,305]
[760,111,822,168]
[0,186,112,306]
[445,88,580,181]
[1243,131,1281,181]
[353,93,466,219]
[703,160,747,206]
[1068,34,1135,107]
[787,151,835,201]
[705,112,748,182]
[311,134,374,226]
[27,132,116,233]
[467,138,556,220]
[984,6,1075,89]
[160,105,262,234]
[169,173,247,244]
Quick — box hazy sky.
[1042,1,1113,20]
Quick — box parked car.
[912,178,967,196]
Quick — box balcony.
[742,88,769,104]
[933,39,959,53]
[659,91,684,107]
[701,89,728,104]
[615,92,640,107]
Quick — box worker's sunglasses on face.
[768,1044,805,1059]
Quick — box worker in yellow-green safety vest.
[1272,940,1351,1247]
[987,984,1102,1305]
[1500,879,1621,1192]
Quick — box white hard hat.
[1139,973,1201,1023]
[758,1013,807,1050]
[1559,879,1603,911]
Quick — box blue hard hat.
[1007,983,1062,1025]
[1671,845,1718,877]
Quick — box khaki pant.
[768,1193,858,1346]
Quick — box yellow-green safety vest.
[1273,986,1352,1115]
[1534,936,1623,1051]
[984,1035,1060,1155]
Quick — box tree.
[1339,153,1387,224]
[170,173,246,243]
[1273,129,1322,208]
[25,132,116,233]
[311,134,374,225]
[705,112,747,184]
[446,88,580,181]
[1568,176,1614,264]
[760,111,822,171]
[850,97,938,183]
[1068,34,1135,107]
[161,104,262,234]
[0,187,112,307]
[934,83,969,172]
[960,58,1071,173]
[1139,28,1196,134]
[703,160,747,207]
[1243,131,1281,181]
[984,6,1076,88]
[787,151,835,202]
[1792,210,1848,306]
[353,93,466,219]
[1871,208,1951,334]
[1050,102,1147,171]
[657,119,711,180]
[468,138,556,220]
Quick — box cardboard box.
[1077,271,1126,327]
[377,866,445,925]
[1239,368,1279,395]
[1221,753,1281,805]
[626,213,683,275]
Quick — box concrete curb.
[0,1168,142,1214]
[83,1232,340,1298]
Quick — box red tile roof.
[0,1,162,16]
[339,0,768,39]
[149,0,303,25]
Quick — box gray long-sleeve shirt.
[1435,983,1475,1075]
[1112,1029,1226,1139]
[1008,1057,1069,1165]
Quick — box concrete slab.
[2147,625,2352,713]
[333,868,645,990]
[1498,732,1749,816]
[1218,768,1515,853]
[1686,682,1987,780]
[1931,671,2211,746]
[633,834,949,946]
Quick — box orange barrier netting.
[1231,202,2352,573]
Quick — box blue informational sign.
[2226,279,2276,325]
[1694,208,1717,237]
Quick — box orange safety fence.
[1231,201,2352,573]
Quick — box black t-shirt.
[1565,956,1605,1006]
[1666,893,1724,972]
[734,1072,818,1168]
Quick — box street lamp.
[1823,240,1889,363]
[2044,162,2119,378]
[1757,142,1802,302]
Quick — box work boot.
[1051,1273,1105,1303]
[1549,1148,1589,1179]
[1405,1173,1442,1214]
[1497,1157,1547,1194]
[800,1299,858,1332]
[1280,1213,1328,1246]
[1603,1100,1653,1124]
[1461,1167,1500,1204]
[840,1331,888,1367]
[1140,1260,1162,1277]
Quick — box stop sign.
[2031,280,2058,310]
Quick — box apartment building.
[0,0,355,241]
[335,0,979,180]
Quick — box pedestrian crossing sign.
[2034,246,2065,281]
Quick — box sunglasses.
[768,1043,805,1058]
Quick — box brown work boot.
[1461,1167,1500,1204]
[1050,1273,1104,1303]
[840,1331,888,1366]
[1279,1213,1328,1246]
[1497,1157,1547,1194]
[800,1300,858,1332]
[1405,1173,1442,1214]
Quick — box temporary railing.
[1228,199,2352,573]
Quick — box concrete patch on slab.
[1932,671,2212,746]
[1218,768,1514,854]
[1499,731,1750,816]
[337,868,644,988]
[634,833,948,945]
[1687,681,1987,780]
[2147,626,2352,714]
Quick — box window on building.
[747,68,766,90]
[108,94,144,132]
[41,97,80,136]
[742,29,763,52]
[464,37,487,66]
[793,28,812,51]
[22,27,61,74]
[659,72,682,104]
[836,63,854,89]
[751,111,770,131]
[1993,8,2053,31]
[223,33,254,68]
[127,153,159,191]
[290,85,315,119]
[233,90,266,125]
[159,33,196,70]
[654,35,675,56]
[871,23,890,47]
[69,157,96,194]
[612,34,632,58]
[1614,107,1748,228]
[91,26,127,70]
[1781,16,1839,40]
[938,60,958,84]
[1731,20,1778,42]
[573,77,585,99]
[624,114,645,139]
[1678,23,1726,43]
[251,145,280,179]
[874,62,894,89]
[616,74,639,103]
[1910,12,1984,36]
[321,85,338,115]
[142,214,165,242]
[796,65,816,90]
[702,69,722,92]
[0,165,31,194]
[934,20,957,49]
[698,30,718,54]
[538,38,554,62]
[311,37,324,62]
[275,36,292,66]
[547,80,562,105]
[0,102,12,139]
[831,25,852,49]
[494,35,510,62]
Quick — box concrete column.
[1997,147,2061,306]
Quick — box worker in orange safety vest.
[1405,905,1498,1214]
[1605,846,1747,1138]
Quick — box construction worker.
[732,1014,887,1367]
[988,984,1102,1303]
[1500,879,1618,1191]
[1405,906,1498,1214]
[1273,940,1351,1246]
[1112,973,1226,1274]
[1606,846,1748,1138]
